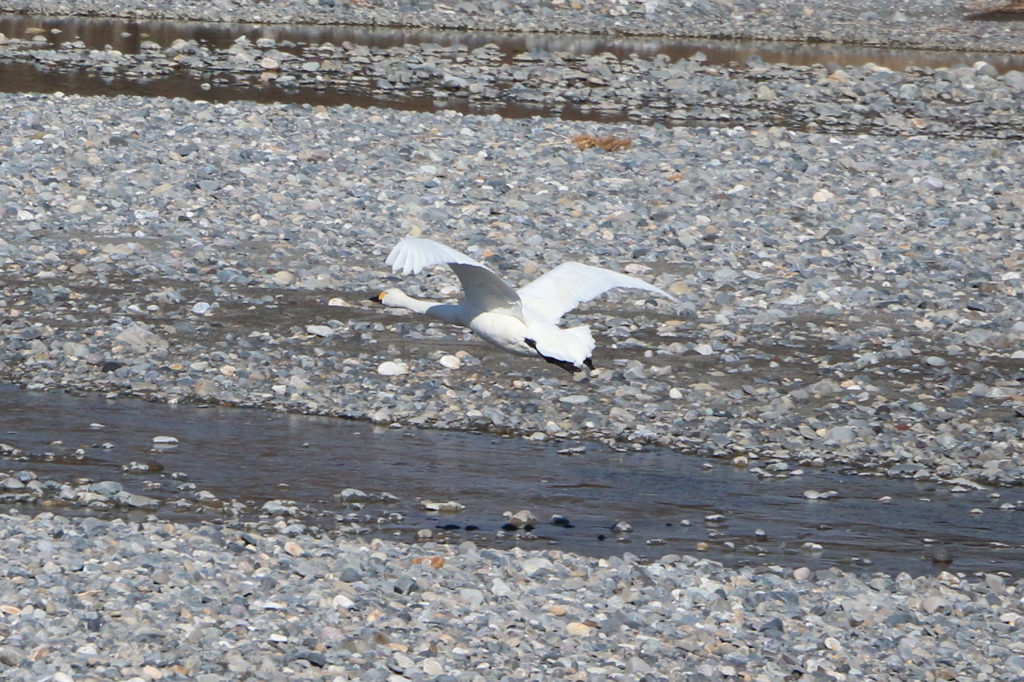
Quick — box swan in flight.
[373,236,677,373]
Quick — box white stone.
[507,509,538,527]
[421,500,465,512]
[521,557,555,578]
[422,658,444,677]
[377,361,409,376]
[392,651,415,671]
[272,270,294,285]
[566,622,592,636]
[306,325,334,337]
[115,324,162,349]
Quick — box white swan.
[374,236,677,373]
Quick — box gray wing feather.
[386,236,483,275]
[386,237,523,318]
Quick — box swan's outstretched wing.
[518,262,677,325]
[385,237,523,317]
[386,236,482,275]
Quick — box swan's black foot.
[549,356,583,373]
[525,339,585,373]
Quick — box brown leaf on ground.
[572,134,633,152]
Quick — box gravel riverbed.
[2,0,1024,678]
[2,91,1024,490]
[1,509,1023,682]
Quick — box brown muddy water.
[3,13,1024,118]
[5,14,1024,71]
[0,60,630,124]
[1,384,1021,576]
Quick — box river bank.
[4,22,1024,135]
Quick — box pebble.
[305,324,335,338]
[521,557,555,578]
[506,509,538,527]
[421,500,465,512]
[804,489,839,500]
[565,622,592,637]
[377,360,409,376]
[439,354,461,369]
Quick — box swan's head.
[372,288,407,308]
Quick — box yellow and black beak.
[369,292,385,304]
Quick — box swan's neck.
[388,291,463,325]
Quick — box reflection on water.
[0,61,636,124]
[1,384,1022,575]
[4,13,1024,72]
[965,8,1024,21]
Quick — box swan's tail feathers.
[566,325,597,372]
[564,325,596,356]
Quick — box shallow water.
[4,14,1024,71]
[1,384,1020,576]
[0,60,634,124]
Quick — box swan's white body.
[376,237,677,372]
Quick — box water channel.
[2,385,1021,576]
